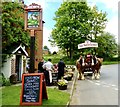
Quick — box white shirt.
[42,61,53,71]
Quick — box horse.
[91,58,103,79]
[76,56,103,80]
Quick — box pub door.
[15,55,22,81]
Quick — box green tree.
[118,44,120,60]
[90,6,107,40]
[49,2,107,59]
[96,32,117,60]
[2,2,30,62]
[43,45,50,54]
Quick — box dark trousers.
[44,70,50,86]
[57,71,64,81]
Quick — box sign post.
[30,30,35,73]
[20,3,48,106]
[24,3,42,73]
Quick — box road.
[70,64,119,105]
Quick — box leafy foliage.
[96,32,117,60]
[49,2,107,59]
[2,2,30,58]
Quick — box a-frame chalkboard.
[20,73,44,106]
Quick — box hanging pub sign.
[24,3,42,30]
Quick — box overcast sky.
[24,0,119,52]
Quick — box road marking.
[103,85,110,87]
[87,80,118,90]
[87,80,94,83]
[111,84,116,87]
[95,83,100,85]
[96,80,100,82]
[113,88,118,91]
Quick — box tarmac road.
[70,64,119,105]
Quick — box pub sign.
[24,3,42,30]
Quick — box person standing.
[42,58,53,86]
[38,58,45,73]
[57,59,66,81]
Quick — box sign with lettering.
[78,40,98,49]
[20,73,43,106]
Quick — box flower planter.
[9,73,17,84]
[58,85,67,90]
[64,76,72,81]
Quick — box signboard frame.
[24,3,42,30]
[20,73,43,106]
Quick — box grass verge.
[44,54,119,65]
[102,61,120,65]
[1,85,70,106]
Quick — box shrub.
[1,73,6,86]
[53,51,57,55]
[0,73,3,86]
[4,79,11,86]
[0,73,11,86]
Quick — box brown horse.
[76,57,103,80]
[91,58,103,79]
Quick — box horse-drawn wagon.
[76,40,103,80]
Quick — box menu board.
[20,73,43,106]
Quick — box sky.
[24,0,119,53]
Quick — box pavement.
[50,66,78,107]
[66,68,78,106]
[45,66,78,106]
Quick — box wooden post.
[29,30,35,73]
[24,3,43,73]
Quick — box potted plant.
[67,71,74,77]
[57,79,68,90]
[9,73,17,84]
[63,73,73,81]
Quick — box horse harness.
[79,56,98,67]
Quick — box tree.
[2,2,30,62]
[49,2,107,59]
[96,32,117,60]
[90,6,107,40]
[43,45,49,50]
[118,44,120,60]
[43,45,50,54]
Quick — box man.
[38,58,45,73]
[42,59,53,86]
[57,59,66,81]
[85,53,92,65]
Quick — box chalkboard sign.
[20,73,43,106]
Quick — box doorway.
[15,55,22,81]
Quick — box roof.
[12,44,28,56]
[7,44,28,56]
